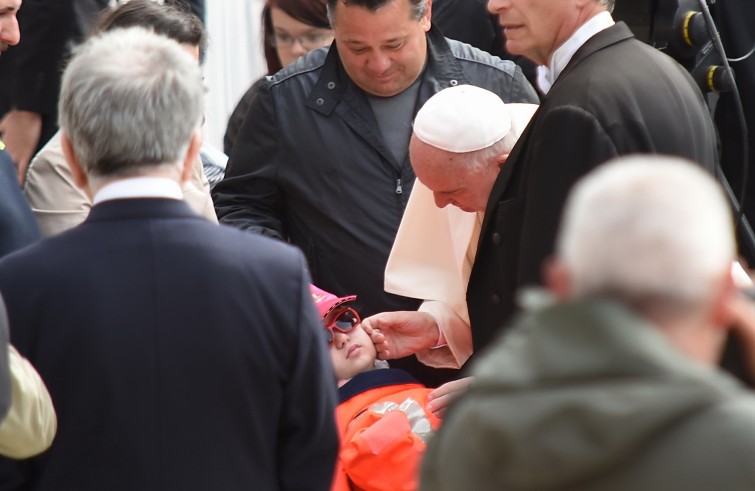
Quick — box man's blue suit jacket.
[0,198,338,491]
[0,148,39,258]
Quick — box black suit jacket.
[467,23,718,356]
[0,148,39,258]
[0,0,102,149]
[0,199,337,491]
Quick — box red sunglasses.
[324,307,361,345]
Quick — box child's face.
[329,323,377,381]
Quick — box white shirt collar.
[93,176,184,205]
[536,11,615,94]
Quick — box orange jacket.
[333,369,441,491]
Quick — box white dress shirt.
[536,11,615,94]
[93,177,184,204]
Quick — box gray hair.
[598,0,615,13]
[327,0,427,26]
[58,26,205,179]
[557,155,734,312]
[456,131,517,173]
[456,103,537,172]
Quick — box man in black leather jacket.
[212,0,537,386]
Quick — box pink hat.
[310,285,357,321]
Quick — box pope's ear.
[497,152,510,169]
[61,133,89,190]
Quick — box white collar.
[93,176,183,205]
[536,11,615,94]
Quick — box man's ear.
[421,0,432,32]
[496,152,510,170]
[61,132,90,191]
[544,258,571,300]
[710,269,738,329]
[181,129,203,184]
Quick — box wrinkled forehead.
[410,139,468,189]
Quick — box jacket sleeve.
[517,105,618,286]
[223,77,265,155]
[341,399,436,491]
[0,345,56,459]
[508,64,540,105]
[9,0,78,116]
[212,80,287,240]
[417,301,472,369]
[278,256,339,491]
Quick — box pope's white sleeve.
[415,300,472,369]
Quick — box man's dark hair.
[91,0,207,62]
[326,0,427,24]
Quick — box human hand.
[361,311,440,360]
[426,377,472,418]
[0,110,43,184]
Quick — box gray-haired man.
[422,155,755,490]
[0,27,337,490]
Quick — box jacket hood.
[452,298,738,490]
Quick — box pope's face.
[410,136,504,213]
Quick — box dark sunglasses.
[324,307,361,345]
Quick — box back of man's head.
[556,155,734,313]
[91,0,207,61]
[58,26,204,179]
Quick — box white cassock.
[384,103,539,369]
[384,181,479,369]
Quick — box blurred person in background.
[0,0,204,184]
[0,0,41,254]
[224,0,332,155]
[22,0,219,237]
[0,0,56,462]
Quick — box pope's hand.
[361,311,440,360]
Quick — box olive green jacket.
[421,298,755,491]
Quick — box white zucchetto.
[413,85,512,153]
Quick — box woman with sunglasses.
[310,285,440,491]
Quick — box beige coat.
[0,345,56,459]
[24,132,217,237]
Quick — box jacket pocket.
[494,196,524,219]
